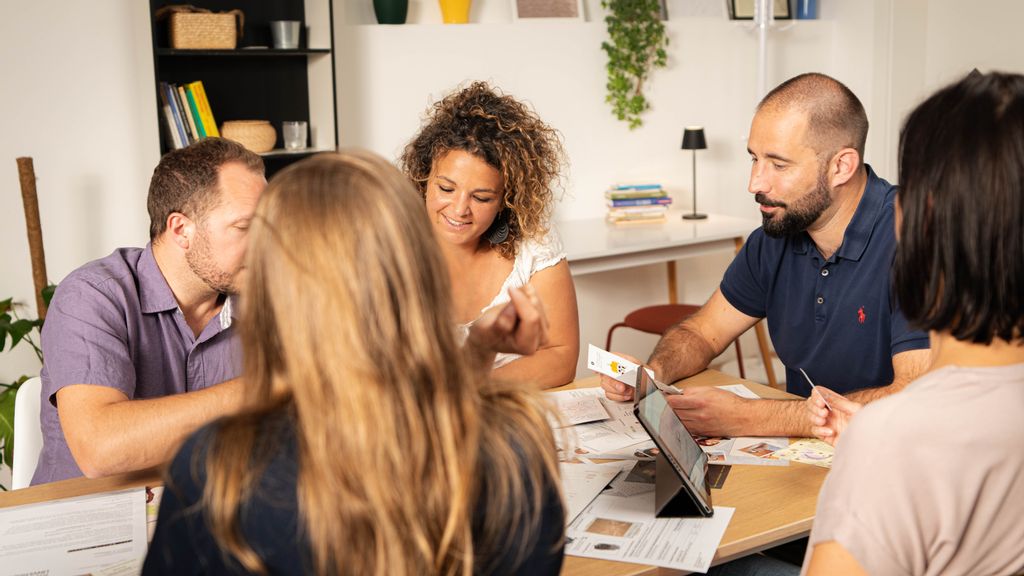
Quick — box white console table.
[557,211,778,387]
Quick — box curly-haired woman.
[401,82,579,388]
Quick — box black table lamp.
[681,127,708,220]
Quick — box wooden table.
[556,372,827,576]
[0,467,160,510]
[0,371,825,576]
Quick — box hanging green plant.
[601,0,669,129]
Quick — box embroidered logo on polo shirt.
[857,306,866,324]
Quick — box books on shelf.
[158,80,220,150]
[187,81,220,137]
[158,84,183,150]
[604,183,672,225]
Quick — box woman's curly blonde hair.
[400,81,566,260]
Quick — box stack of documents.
[0,488,149,575]
[550,368,737,572]
[566,488,734,573]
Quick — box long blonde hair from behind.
[199,150,563,575]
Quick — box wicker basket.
[221,120,276,153]
[158,6,244,50]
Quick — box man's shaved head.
[758,73,868,163]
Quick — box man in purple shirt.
[32,138,266,484]
[32,138,556,485]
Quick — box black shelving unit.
[149,0,338,177]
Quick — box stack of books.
[605,184,672,224]
[158,80,220,150]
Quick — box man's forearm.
[845,377,913,404]
[69,379,245,477]
[844,354,928,404]
[649,322,718,383]
[742,398,814,437]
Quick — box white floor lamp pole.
[755,0,772,99]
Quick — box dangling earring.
[484,210,509,245]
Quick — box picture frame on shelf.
[728,0,791,20]
[511,0,585,21]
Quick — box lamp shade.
[681,126,707,150]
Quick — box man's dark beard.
[186,227,237,295]
[758,170,832,238]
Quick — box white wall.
[2,0,1023,385]
[335,15,837,223]
[334,3,843,378]
[333,0,1024,378]
[0,2,158,382]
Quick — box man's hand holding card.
[588,344,681,402]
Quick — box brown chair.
[605,304,746,379]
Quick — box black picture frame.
[728,0,791,20]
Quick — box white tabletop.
[557,211,760,276]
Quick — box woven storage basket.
[221,120,276,153]
[164,7,244,50]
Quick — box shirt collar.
[219,296,235,329]
[789,164,886,262]
[834,164,885,262]
[138,243,236,330]
[138,243,179,314]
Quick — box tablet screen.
[634,370,711,509]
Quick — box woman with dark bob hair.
[401,82,579,389]
[804,71,1024,574]
[143,151,565,576]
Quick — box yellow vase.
[439,0,471,23]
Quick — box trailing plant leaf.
[42,285,56,307]
[601,0,669,129]
[0,285,54,490]
[0,376,29,482]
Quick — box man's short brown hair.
[147,138,264,240]
[758,73,869,163]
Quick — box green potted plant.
[600,0,669,129]
[0,288,52,490]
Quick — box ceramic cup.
[270,20,300,49]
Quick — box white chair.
[12,376,42,489]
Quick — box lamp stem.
[692,149,697,216]
[682,147,707,220]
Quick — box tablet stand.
[654,451,713,518]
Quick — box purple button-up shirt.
[32,244,241,484]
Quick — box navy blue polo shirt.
[720,165,929,397]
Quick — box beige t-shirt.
[804,363,1024,576]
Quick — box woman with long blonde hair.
[143,151,565,575]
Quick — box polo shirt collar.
[138,243,179,314]
[835,164,885,262]
[789,164,885,262]
[138,243,236,329]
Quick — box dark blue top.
[142,414,565,576]
[720,165,929,397]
